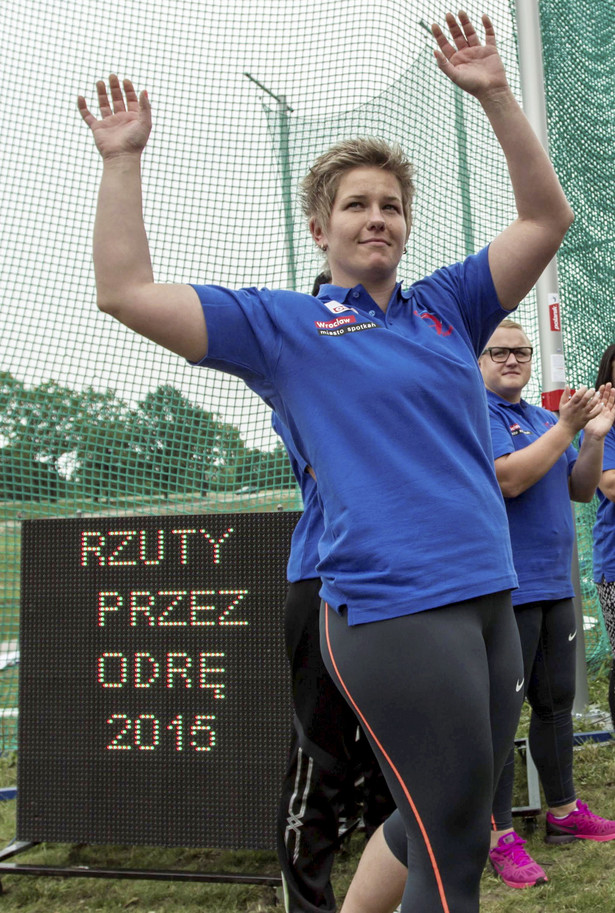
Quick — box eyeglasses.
[482,346,533,363]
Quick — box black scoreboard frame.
[1,511,300,887]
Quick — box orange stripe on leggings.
[324,603,450,913]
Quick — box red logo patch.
[414,310,453,336]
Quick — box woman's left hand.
[584,383,615,440]
[431,11,508,99]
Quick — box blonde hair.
[480,319,532,358]
[300,137,415,233]
[498,318,526,333]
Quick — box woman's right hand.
[557,385,603,434]
[78,75,151,160]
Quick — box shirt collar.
[486,389,528,411]
[317,281,406,309]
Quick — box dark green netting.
[539,0,615,673]
[0,0,609,749]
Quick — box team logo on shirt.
[413,310,453,336]
[509,423,531,436]
[316,316,379,336]
[322,301,359,316]
[315,315,356,330]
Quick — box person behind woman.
[591,344,615,730]
[78,12,573,913]
[480,320,615,889]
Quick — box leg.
[596,579,615,728]
[340,823,405,913]
[353,730,397,839]
[278,579,393,913]
[489,603,548,888]
[527,598,615,844]
[491,600,543,835]
[278,737,345,913]
[524,599,576,811]
[278,579,351,913]
[322,593,523,913]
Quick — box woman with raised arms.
[79,12,574,912]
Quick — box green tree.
[132,386,246,496]
[234,440,297,490]
[0,443,62,501]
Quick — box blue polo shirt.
[271,413,322,582]
[191,246,517,624]
[487,390,577,605]
[592,425,615,583]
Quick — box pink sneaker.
[489,832,548,889]
[546,800,615,843]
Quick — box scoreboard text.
[18,512,298,849]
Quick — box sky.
[1,1,523,449]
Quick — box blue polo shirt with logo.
[191,246,517,624]
[487,390,577,605]
[592,425,615,583]
[271,413,322,582]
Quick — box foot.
[488,831,548,889]
[545,800,615,844]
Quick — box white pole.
[515,0,566,411]
[514,0,590,714]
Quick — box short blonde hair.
[480,319,532,358]
[498,318,526,334]
[497,318,532,344]
[300,137,415,233]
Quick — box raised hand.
[78,75,151,160]
[431,11,508,99]
[583,383,615,440]
[558,385,605,435]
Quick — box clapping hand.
[583,383,615,440]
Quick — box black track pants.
[277,579,394,913]
[492,598,577,829]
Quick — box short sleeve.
[602,426,615,472]
[417,246,508,356]
[488,406,515,459]
[189,284,282,385]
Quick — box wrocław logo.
[315,315,356,330]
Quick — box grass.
[0,672,611,911]
[0,489,303,524]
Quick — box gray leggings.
[321,592,523,913]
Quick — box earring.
[319,244,328,252]
[403,246,407,254]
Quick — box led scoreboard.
[17,512,299,850]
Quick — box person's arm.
[78,76,207,362]
[494,386,605,498]
[570,385,615,501]
[599,469,615,502]
[431,13,573,312]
